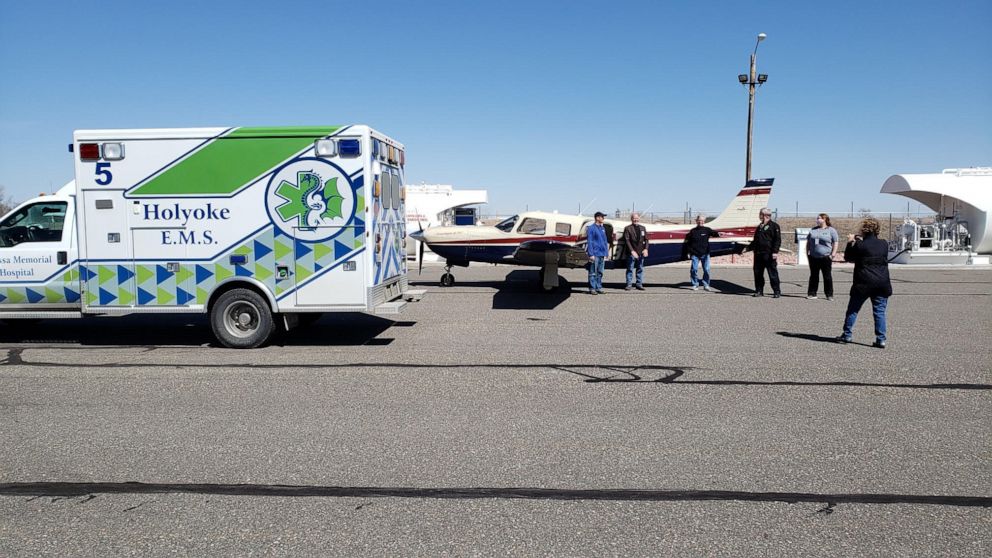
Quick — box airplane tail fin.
[706,178,774,229]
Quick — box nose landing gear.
[440,265,455,287]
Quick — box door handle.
[57,251,67,265]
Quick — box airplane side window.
[518,218,546,235]
[555,223,571,236]
[495,215,518,232]
[0,201,68,247]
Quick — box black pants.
[753,252,780,294]
[808,256,833,297]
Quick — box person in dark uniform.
[682,214,720,291]
[623,212,649,290]
[748,207,781,298]
[837,217,892,348]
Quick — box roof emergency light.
[338,138,361,157]
[315,139,337,157]
[102,143,125,160]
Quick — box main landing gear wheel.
[210,288,275,349]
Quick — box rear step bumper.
[372,300,407,315]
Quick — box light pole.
[738,32,768,183]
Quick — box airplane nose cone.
[409,229,425,243]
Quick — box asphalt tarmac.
[1,265,989,556]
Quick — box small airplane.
[410,179,774,290]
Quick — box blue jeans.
[588,256,605,291]
[843,292,888,342]
[626,255,644,286]
[690,254,711,287]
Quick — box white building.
[406,184,488,260]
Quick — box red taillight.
[79,143,101,161]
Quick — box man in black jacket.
[749,207,781,297]
[682,214,719,291]
[838,218,893,348]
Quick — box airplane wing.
[514,239,589,267]
[516,239,575,253]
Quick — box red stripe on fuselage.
[646,227,756,240]
[429,227,758,245]
[427,235,580,245]
[735,188,771,196]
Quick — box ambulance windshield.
[495,215,517,232]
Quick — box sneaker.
[596,289,605,294]
[703,285,712,292]
[635,284,645,291]
[825,296,834,301]
[835,335,852,344]
[625,285,633,291]
[872,341,886,349]
[772,292,781,298]
[589,290,597,295]
[691,285,699,291]
[806,295,817,300]
[752,292,764,297]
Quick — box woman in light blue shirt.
[806,213,839,300]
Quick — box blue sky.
[1,0,988,217]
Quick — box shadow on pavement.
[776,331,869,347]
[0,313,398,347]
[492,270,571,310]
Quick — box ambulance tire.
[210,288,276,349]
[440,273,455,287]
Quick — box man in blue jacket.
[585,212,609,294]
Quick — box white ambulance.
[0,125,418,348]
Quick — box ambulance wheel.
[440,273,455,287]
[210,288,275,349]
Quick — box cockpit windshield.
[495,215,518,233]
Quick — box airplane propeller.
[418,233,425,274]
[410,208,426,275]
